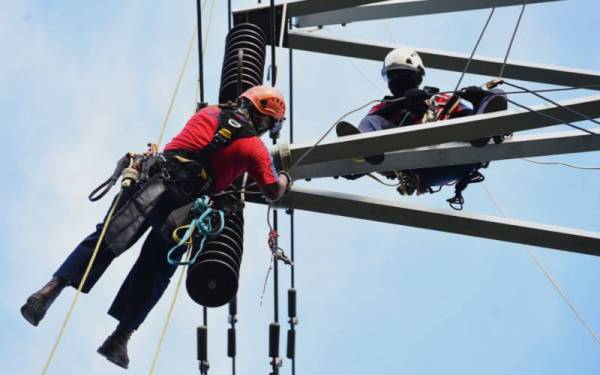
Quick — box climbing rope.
[482,182,600,345]
[43,17,203,371]
[148,0,218,372]
[42,192,124,374]
[455,3,497,91]
[157,28,199,148]
[148,197,224,375]
[499,0,528,78]
[148,248,191,375]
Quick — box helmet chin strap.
[249,108,275,135]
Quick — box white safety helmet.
[381,47,425,81]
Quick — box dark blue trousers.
[54,191,187,330]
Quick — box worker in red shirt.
[20,86,291,368]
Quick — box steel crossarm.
[286,31,600,90]
[294,0,563,28]
[233,0,388,19]
[288,131,600,179]
[272,186,600,257]
[276,94,600,167]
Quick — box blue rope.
[167,196,225,266]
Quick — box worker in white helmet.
[353,47,508,209]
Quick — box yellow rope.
[203,0,217,58]
[156,28,198,148]
[41,192,124,374]
[147,1,221,371]
[42,8,206,371]
[148,247,192,375]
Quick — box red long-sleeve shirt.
[164,106,278,192]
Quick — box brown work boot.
[97,325,133,369]
[20,276,67,326]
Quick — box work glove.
[402,88,433,114]
[373,88,431,118]
[457,86,489,108]
[279,171,293,193]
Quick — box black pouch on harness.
[105,175,168,256]
[159,201,195,245]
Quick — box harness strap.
[447,170,486,211]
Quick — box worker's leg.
[99,228,185,368]
[53,223,117,292]
[107,228,184,330]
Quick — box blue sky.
[1,0,599,374]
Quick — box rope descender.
[167,196,225,266]
[268,229,293,266]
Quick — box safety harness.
[89,106,258,256]
[393,89,497,210]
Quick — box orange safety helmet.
[240,85,286,121]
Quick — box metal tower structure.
[231,0,600,258]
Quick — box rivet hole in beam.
[294,0,564,28]
[287,131,600,179]
[272,186,600,258]
[283,94,600,166]
[286,31,600,90]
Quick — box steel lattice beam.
[288,131,600,179]
[234,0,387,19]
[272,186,600,257]
[277,94,600,167]
[295,0,563,28]
[287,31,600,90]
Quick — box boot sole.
[97,346,129,369]
[20,297,43,327]
[470,94,509,148]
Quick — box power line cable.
[499,0,528,78]
[506,97,597,136]
[455,3,497,91]
[502,81,600,128]
[482,183,600,346]
[521,158,600,170]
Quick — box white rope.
[482,182,600,346]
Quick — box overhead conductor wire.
[268,1,282,374]
[480,0,600,345]
[285,13,297,375]
[482,183,600,345]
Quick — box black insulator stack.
[218,23,267,103]
[197,325,209,373]
[269,322,280,358]
[286,329,295,360]
[186,211,245,307]
[227,328,236,357]
[286,288,297,359]
[227,297,237,358]
[287,288,297,319]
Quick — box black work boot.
[20,276,67,326]
[97,325,133,369]
[470,90,509,147]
